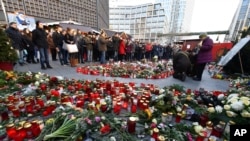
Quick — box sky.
[110,0,241,32]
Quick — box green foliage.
[0,28,18,63]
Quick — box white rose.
[194,125,203,134]
[207,107,215,113]
[40,79,44,83]
[241,99,250,106]
[215,105,223,113]
[240,96,250,101]
[192,122,199,126]
[34,81,40,86]
[152,118,157,124]
[226,111,237,117]
[231,101,244,111]
[35,74,40,79]
[176,106,182,112]
[241,110,250,118]
[224,105,231,110]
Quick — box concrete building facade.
[0,0,109,29]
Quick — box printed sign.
[7,11,36,31]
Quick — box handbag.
[63,42,78,53]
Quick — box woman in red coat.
[118,38,126,61]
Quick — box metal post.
[0,0,8,23]
[238,51,244,75]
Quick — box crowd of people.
[5,21,213,82]
[5,21,176,69]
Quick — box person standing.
[193,33,213,81]
[98,31,108,64]
[64,28,77,67]
[85,32,93,62]
[52,26,66,65]
[22,28,37,64]
[112,33,120,61]
[5,22,25,66]
[32,21,53,70]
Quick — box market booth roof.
[43,20,97,33]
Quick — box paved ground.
[14,60,230,91]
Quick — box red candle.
[113,102,122,115]
[37,98,44,108]
[130,104,137,113]
[7,104,15,111]
[40,83,47,91]
[8,94,15,101]
[31,120,41,137]
[100,102,108,112]
[175,113,182,123]
[196,133,205,141]
[6,123,16,139]
[151,128,159,140]
[25,103,33,113]
[122,99,129,109]
[11,108,20,118]
[13,126,24,141]
[127,117,136,133]
[24,122,32,138]
[76,100,84,108]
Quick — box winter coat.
[173,51,191,73]
[32,28,48,48]
[22,34,35,51]
[5,27,23,50]
[64,34,75,44]
[47,36,56,49]
[196,37,213,64]
[119,39,126,55]
[98,36,108,51]
[85,36,93,50]
[52,31,64,47]
[112,36,120,51]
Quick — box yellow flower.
[207,107,215,113]
[226,111,237,117]
[224,105,231,110]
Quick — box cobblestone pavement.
[14,60,229,91]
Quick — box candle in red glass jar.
[25,103,33,113]
[113,102,122,115]
[122,99,129,109]
[7,104,15,111]
[100,102,108,112]
[11,108,20,118]
[31,120,41,137]
[142,103,148,110]
[76,100,84,108]
[196,132,205,141]
[24,122,32,138]
[37,98,44,108]
[151,128,159,140]
[175,113,182,123]
[6,123,16,139]
[14,126,24,141]
[127,117,136,133]
[8,94,15,101]
[130,104,137,113]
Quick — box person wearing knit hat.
[193,32,213,81]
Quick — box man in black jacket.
[52,26,66,65]
[112,33,120,61]
[32,21,52,70]
[5,22,25,65]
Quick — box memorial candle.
[127,117,136,133]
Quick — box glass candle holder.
[142,103,148,110]
[24,122,32,138]
[122,99,129,109]
[14,126,24,141]
[161,113,168,123]
[100,102,108,112]
[167,112,173,122]
[113,102,122,115]
[195,133,205,141]
[11,108,20,118]
[6,123,16,139]
[37,98,45,108]
[76,100,84,108]
[151,128,159,140]
[31,120,41,137]
[25,103,33,114]
[130,104,137,113]
[127,117,136,133]
[175,113,182,123]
